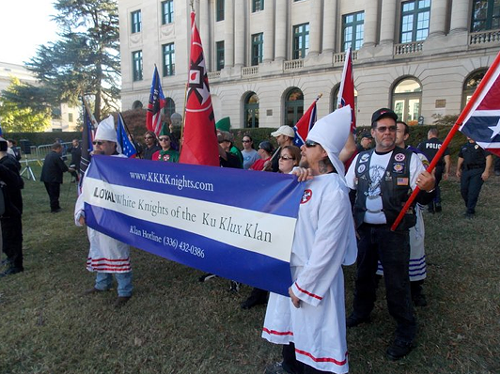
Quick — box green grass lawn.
[1,163,499,374]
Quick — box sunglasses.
[279,156,294,160]
[242,140,251,143]
[305,140,319,148]
[375,126,397,133]
[145,136,154,139]
[159,137,170,141]
[92,141,106,146]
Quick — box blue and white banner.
[83,156,304,296]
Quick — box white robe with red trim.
[262,174,357,373]
[74,154,131,274]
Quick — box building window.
[400,0,430,43]
[216,41,225,71]
[68,113,74,122]
[161,0,174,25]
[342,11,364,51]
[164,98,176,121]
[216,0,225,22]
[251,33,263,66]
[131,10,141,34]
[471,0,500,32]
[132,51,143,81]
[293,23,309,59]
[462,69,487,108]
[252,0,264,12]
[285,88,304,126]
[392,78,422,125]
[162,43,175,77]
[245,92,259,128]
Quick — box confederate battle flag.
[459,51,500,157]
[179,12,219,166]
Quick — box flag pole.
[391,50,500,231]
[180,82,189,153]
[82,95,98,126]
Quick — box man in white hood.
[74,116,133,307]
[262,106,357,374]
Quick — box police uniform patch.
[357,164,366,173]
[394,153,405,162]
[397,177,409,185]
[301,189,312,204]
[360,153,370,163]
[393,162,404,173]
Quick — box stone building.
[118,0,500,128]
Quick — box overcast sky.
[0,0,58,65]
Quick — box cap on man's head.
[361,131,372,139]
[159,123,172,138]
[371,108,398,125]
[217,131,233,143]
[0,137,7,152]
[95,115,117,143]
[258,141,274,154]
[271,125,295,139]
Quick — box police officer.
[417,128,450,213]
[345,108,435,361]
[456,137,493,219]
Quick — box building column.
[322,0,336,53]
[380,0,397,44]
[450,0,469,33]
[263,0,275,62]
[275,0,287,61]
[199,0,210,71]
[429,0,447,36]
[363,0,379,47]
[308,0,322,56]
[224,0,234,67]
[234,0,245,66]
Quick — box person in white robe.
[74,115,132,307]
[262,106,357,374]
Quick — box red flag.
[459,52,500,156]
[179,12,219,166]
[146,65,166,136]
[293,95,321,147]
[337,47,356,132]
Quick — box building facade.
[0,62,79,132]
[119,0,500,128]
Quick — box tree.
[26,0,120,121]
[0,78,51,132]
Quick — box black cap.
[361,131,372,139]
[371,108,398,125]
[258,141,274,154]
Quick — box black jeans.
[44,182,61,211]
[282,343,334,374]
[434,165,444,204]
[460,168,484,214]
[1,215,23,269]
[352,223,416,343]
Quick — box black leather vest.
[353,147,416,231]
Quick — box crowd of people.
[0,108,497,373]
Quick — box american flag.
[146,65,166,137]
[117,114,137,158]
